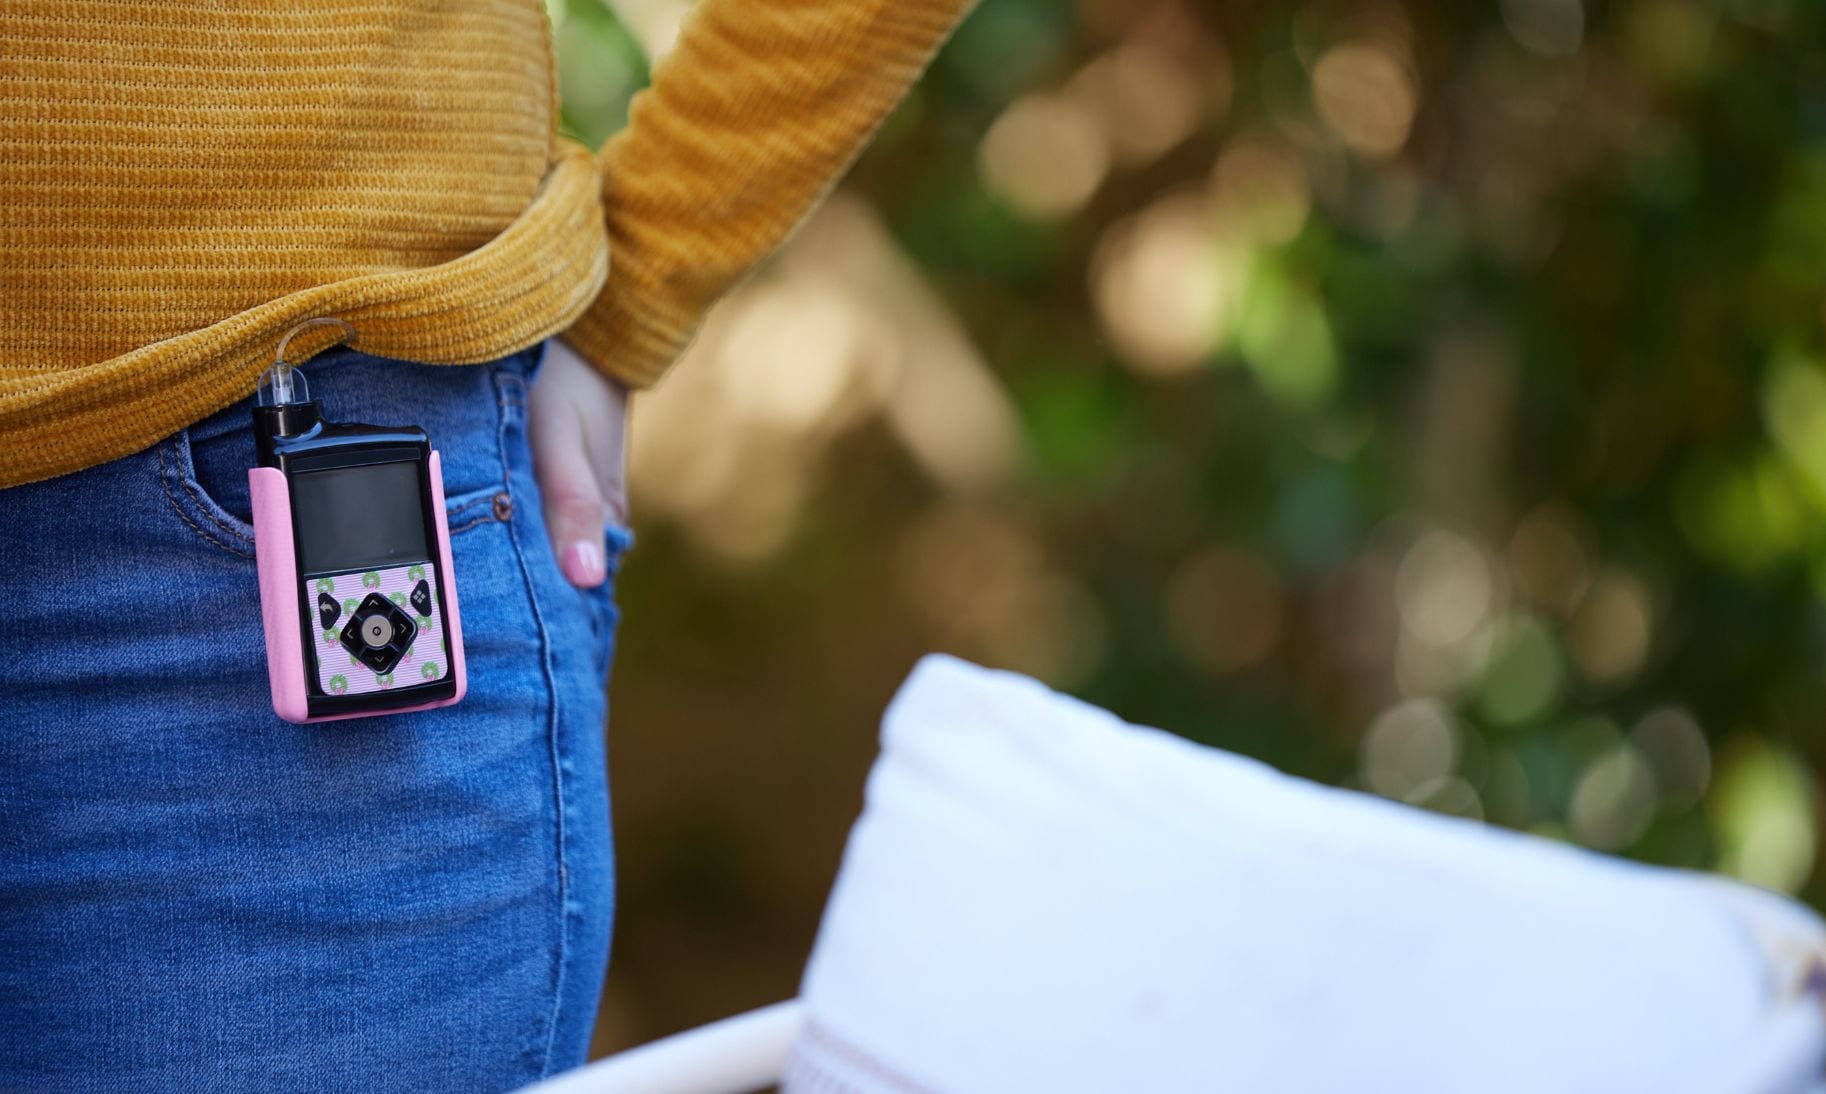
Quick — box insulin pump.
[248,320,466,723]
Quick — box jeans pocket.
[158,428,257,558]
[491,354,630,675]
[162,352,539,557]
[581,525,633,672]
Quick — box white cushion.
[787,655,1826,1094]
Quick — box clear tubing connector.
[258,317,355,407]
[256,364,310,408]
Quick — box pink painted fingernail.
[563,540,605,586]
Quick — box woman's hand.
[529,340,631,588]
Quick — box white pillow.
[787,655,1826,1094]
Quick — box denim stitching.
[156,439,256,559]
[443,493,498,537]
[174,451,256,549]
[447,494,494,520]
[159,430,257,549]
[180,474,257,548]
[493,365,571,1079]
[496,370,527,410]
[446,514,497,536]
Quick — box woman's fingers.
[530,391,609,587]
[528,341,630,588]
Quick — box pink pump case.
[251,455,466,723]
[245,345,470,727]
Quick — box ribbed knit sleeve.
[562,0,978,389]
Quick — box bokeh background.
[552,0,1826,1053]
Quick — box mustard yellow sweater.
[0,0,973,487]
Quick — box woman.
[0,1,972,1089]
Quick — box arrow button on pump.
[318,591,341,631]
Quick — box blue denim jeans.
[0,345,625,1092]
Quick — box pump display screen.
[292,461,430,574]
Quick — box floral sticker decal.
[316,576,336,594]
[308,562,447,697]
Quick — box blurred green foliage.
[557,0,1826,1049]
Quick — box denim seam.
[446,495,494,521]
[159,437,255,553]
[162,433,257,548]
[444,494,499,536]
[494,366,571,1079]
[156,439,256,559]
[168,436,257,549]
[496,371,527,410]
[447,514,498,536]
[182,474,257,549]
